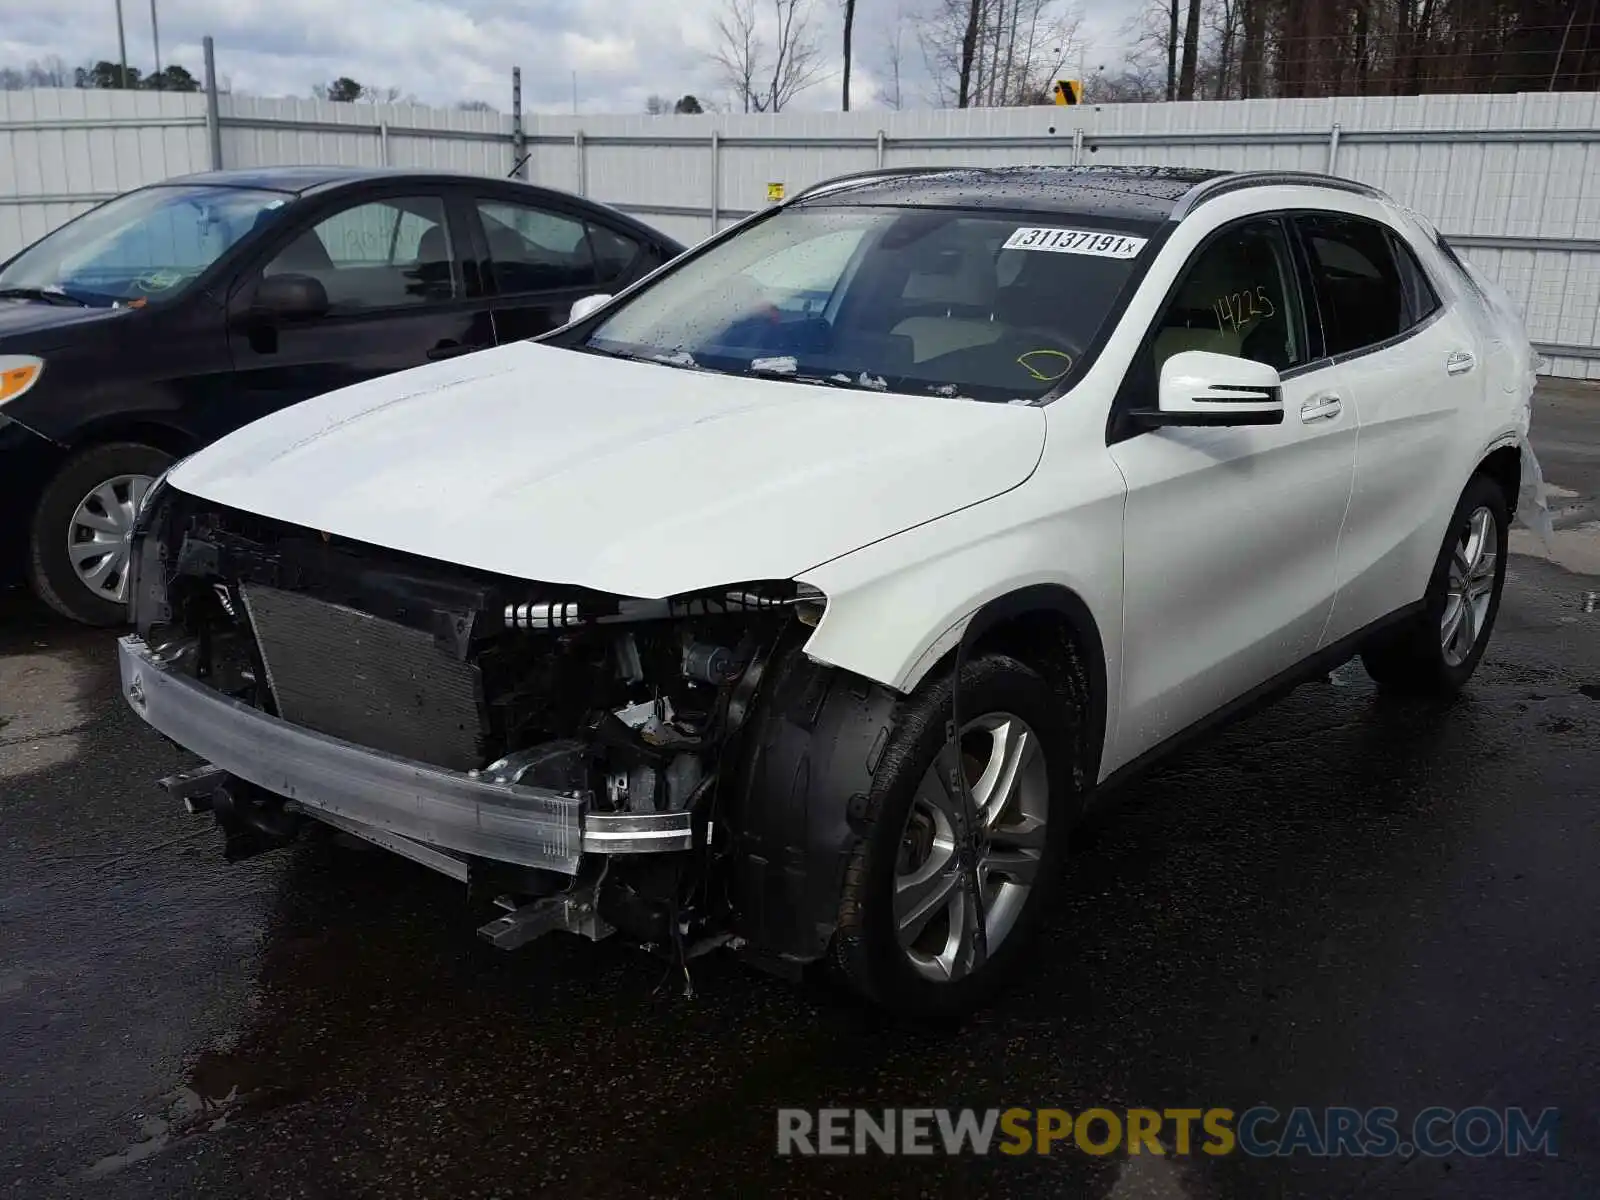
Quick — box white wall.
[1,86,1596,377]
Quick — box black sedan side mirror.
[252,273,329,322]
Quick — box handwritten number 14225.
[1214,288,1276,333]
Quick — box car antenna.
[507,154,531,179]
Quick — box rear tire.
[831,652,1080,1019]
[1360,473,1508,696]
[28,442,173,627]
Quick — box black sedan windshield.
[0,183,290,307]
[584,205,1149,402]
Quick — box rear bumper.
[118,635,692,874]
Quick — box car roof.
[151,166,685,250]
[795,166,1227,225]
[794,165,1387,227]
[160,166,488,194]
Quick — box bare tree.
[841,0,858,110]
[712,0,824,113]
[921,0,1084,107]
[1177,0,1203,97]
[1167,0,1179,98]
[878,5,908,108]
[712,0,763,111]
[767,0,825,111]
[645,93,673,113]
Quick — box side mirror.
[568,293,612,324]
[1133,350,1285,428]
[252,273,329,322]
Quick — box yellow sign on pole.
[767,182,786,202]
[1054,80,1083,106]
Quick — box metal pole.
[149,0,161,88]
[1549,5,1578,91]
[202,36,222,170]
[709,131,720,235]
[1326,121,1342,175]
[875,129,886,168]
[511,66,526,179]
[1072,127,1084,166]
[379,120,390,167]
[574,129,586,196]
[115,0,129,88]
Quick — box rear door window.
[1295,213,1410,356]
[474,200,597,293]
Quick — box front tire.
[28,442,173,626]
[831,653,1080,1019]
[1361,472,1508,696]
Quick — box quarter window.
[263,196,455,311]
[1296,214,1415,356]
[1150,217,1306,378]
[588,224,642,284]
[1388,232,1441,327]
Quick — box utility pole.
[1549,4,1578,91]
[149,0,162,88]
[115,0,129,87]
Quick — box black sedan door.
[223,187,494,434]
[463,190,658,343]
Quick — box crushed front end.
[121,482,829,958]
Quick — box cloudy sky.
[2,0,1139,114]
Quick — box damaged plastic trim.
[501,583,822,631]
[119,635,695,874]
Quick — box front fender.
[795,463,1125,719]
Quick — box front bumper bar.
[118,635,691,874]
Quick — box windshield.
[583,205,1150,402]
[0,184,291,306]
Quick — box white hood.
[170,341,1046,598]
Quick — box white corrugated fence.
[1,85,1597,377]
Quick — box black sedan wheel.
[29,442,173,626]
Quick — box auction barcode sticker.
[1002,227,1147,258]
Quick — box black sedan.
[0,166,684,624]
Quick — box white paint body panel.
[168,341,1046,599]
[168,181,1535,787]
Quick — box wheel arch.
[66,416,200,461]
[1474,442,1521,520]
[943,584,1109,788]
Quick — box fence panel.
[0,87,1594,376]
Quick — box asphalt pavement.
[2,386,1597,1199]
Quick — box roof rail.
[1170,171,1386,220]
[790,166,955,203]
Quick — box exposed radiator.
[240,584,486,771]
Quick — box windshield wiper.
[0,286,90,307]
[749,361,890,392]
[584,345,707,372]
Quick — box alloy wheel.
[1440,504,1497,668]
[894,712,1049,983]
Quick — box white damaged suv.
[121,167,1537,1016]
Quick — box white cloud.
[2,0,1138,115]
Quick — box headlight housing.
[0,355,44,407]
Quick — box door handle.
[427,341,478,361]
[1300,393,1343,424]
[1446,350,1476,375]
